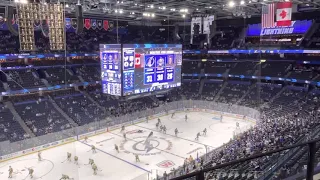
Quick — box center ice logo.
[120,136,172,156]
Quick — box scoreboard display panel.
[100,44,122,96]
[122,44,182,96]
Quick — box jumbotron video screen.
[122,44,182,96]
[100,44,122,96]
[100,44,182,96]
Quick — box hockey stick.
[61,158,68,163]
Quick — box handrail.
[170,137,320,180]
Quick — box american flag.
[261,4,275,28]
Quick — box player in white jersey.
[92,163,98,175]
[135,154,140,162]
[74,156,79,165]
[91,145,97,153]
[8,166,13,178]
[88,158,94,166]
[195,132,201,141]
[60,174,72,180]
[28,168,34,178]
[67,152,72,161]
[38,151,42,161]
[236,122,240,129]
[84,136,88,143]
[175,128,179,136]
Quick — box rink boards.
[0,108,256,163]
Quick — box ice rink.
[0,111,255,180]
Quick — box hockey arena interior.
[0,0,320,180]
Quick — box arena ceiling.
[1,0,320,22]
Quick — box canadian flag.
[276,2,292,26]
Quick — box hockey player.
[163,125,167,134]
[195,132,201,141]
[8,166,13,178]
[146,116,149,123]
[28,168,34,178]
[171,112,175,118]
[123,133,127,141]
[60,174,71,180]
[156,122,160,129]
[203,128,207,136]
[120,125,125,132]
[67,152,72,162]
[91,145,97,153]
[220,115,223,122]
[175,128,179,136]
[92,163,98,175]
[115,144,119,153]
[84,136,88,143]
[160,125,163,132]
[74,156,79,165]
[38,151,42,161]
[157,118,161,124]
[236,122,240,129]
[135,154,140,162]
[88,158,94,166]
[185,114,188,122]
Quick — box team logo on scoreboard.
[120,136,172,156]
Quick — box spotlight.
[240,0,245,5]
[228,1,235,7]
[150,5,154,8]
[182,14,186,18]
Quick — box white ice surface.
[0,111,255,180]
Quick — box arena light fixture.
[150,5,154,8]
[240,0,245,5]
[228,1,235,7]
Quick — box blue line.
[79,141,151,173]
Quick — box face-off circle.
[120,136,172,156]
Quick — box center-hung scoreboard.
[100,44,182,96]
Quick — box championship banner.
[203,15,214,34]
[65,18,71,29]
[191,17,202,35]
[97,20,102,30]
[276,2,292,26]
[108,21,114,31]
[103,20,109,31]
[84,18,91,29]
[71,18,77,29]
[91,19,97,30]
[0,13,4,27]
